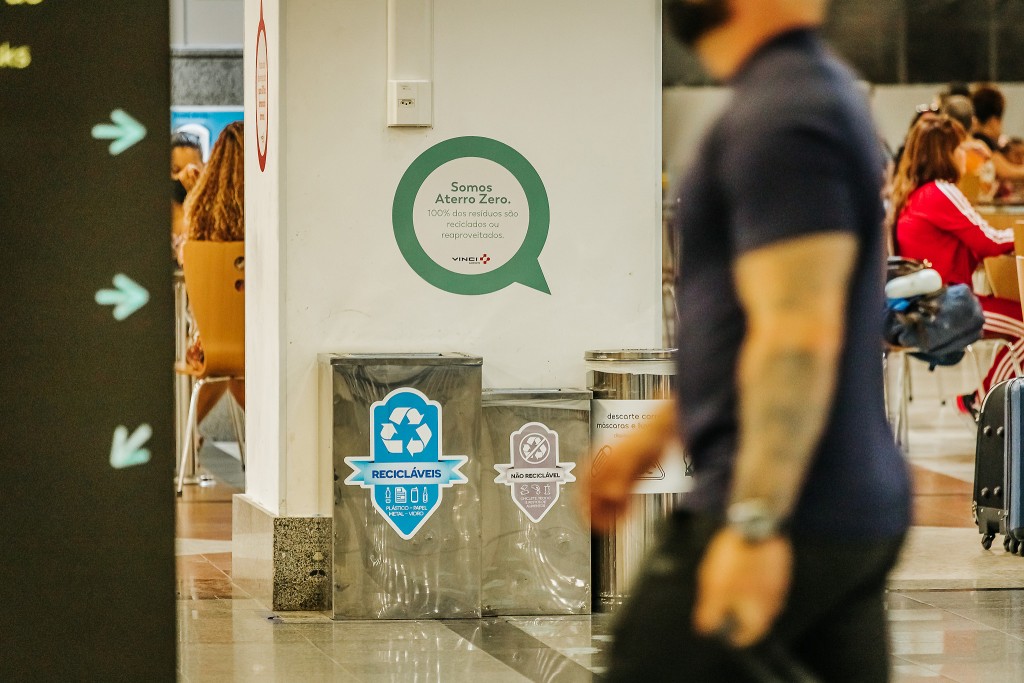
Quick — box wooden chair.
[958,172,981,204]
[175,240,245,495]
[1016,255,1024,306]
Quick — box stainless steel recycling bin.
[480,389,592,616]
[585,349,691,611]
[322,353,483,619]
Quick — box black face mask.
[665,0,732,47]
[172,178,188,204]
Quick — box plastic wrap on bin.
[480,389,592,615]
[322,353,482,620]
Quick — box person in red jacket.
[892,114,1021,403]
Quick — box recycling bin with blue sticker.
[480,389,592,616]
[585,349,692,611]
[321,353,483,620]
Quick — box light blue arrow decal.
[110,424,153,469]
[95,273,149,321]
[91,109,147,155]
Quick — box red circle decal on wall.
[255,0,269,172]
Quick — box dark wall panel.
[664,0,1024,86]
[823,0,903,83]
[906,0,991,83]
[0,2,175,680]
[996,0,1024,81]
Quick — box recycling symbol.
[346,387,468,540]
[380,406,433,456]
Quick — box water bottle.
[886,268,943,299]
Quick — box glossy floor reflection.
[177,428,1024,682]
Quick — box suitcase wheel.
[1008,537,1021,555]
[1005,535,1014,553]
[982,533,995,550]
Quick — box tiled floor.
[177,386,1024,683]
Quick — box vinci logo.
[451,254,491,265]
[345,388,468,539]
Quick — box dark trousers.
[606,511,906,683]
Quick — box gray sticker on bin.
[494,421,575,523]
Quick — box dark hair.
[972,84,1005,124]
[664,0,731,47]
[172,131,202,152]
[942,81,971,101]
[940,95,974,133]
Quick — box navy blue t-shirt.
[674,29,911,539]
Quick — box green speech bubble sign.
[393,136,550,295]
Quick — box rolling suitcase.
[973,378,1024,555]
[974,380,1006,550]
[1005,379,1024,551]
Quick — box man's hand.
[177,163,202,192]
[693,528,793,648]
[578,405,677,533]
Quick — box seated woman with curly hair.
[182,121,245,424]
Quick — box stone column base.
[232,494,332,611]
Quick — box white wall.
[236,0,1024,520]
[872,83,1024,152]
[662,86,730,187]
[242,0,664,517]
[243,0,284,513]
[172,0,244,48]
[665,83,1024,180]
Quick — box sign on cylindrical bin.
[480,389,592,616]
[322,353,483,619]
[585,349,691,611]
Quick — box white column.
[243,0,285,514]
[244,0,664,518]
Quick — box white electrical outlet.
[388,80,432,127]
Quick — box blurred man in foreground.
[582,1,911,680]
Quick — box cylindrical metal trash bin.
[480,389,592,616]
[322,353,482,619]
[585,349,691,612]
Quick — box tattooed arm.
[729,231,857,516]
[693,231,858,647]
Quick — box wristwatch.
[725,499,786,543]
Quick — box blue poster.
[345,388,468,539]
[170,106,243,161]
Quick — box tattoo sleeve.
[730,232,858,518]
